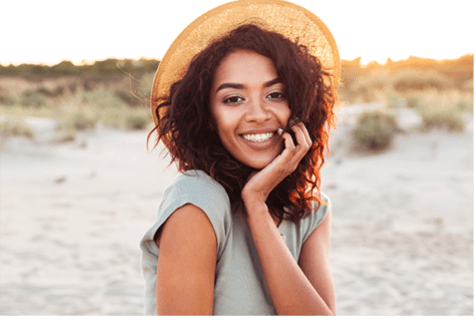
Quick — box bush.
[68,82,78,94]
[20,92,48,107]
[461,79,473,92]
[386,96,406,109]
[78,88,125,109]
[353,110,398,150]
[457,100,473,114]
[0,94,17,106]
[344,68,458,104]
[34,86,65,97]
[115,89,142,107]
[348,71,391,103]
[405,97,427,109]
[125,112,150,130]
[56,122,76,142]
[69,108,97,130]
[393,69,454,91]
[0,116,35,138]
[419,105,465,132]
[96,105,151,130]
[139,72,155,99]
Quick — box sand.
[0,105,473,315]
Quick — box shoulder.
[160,170,232,249]
[299,191,332,243]
[160,170,231,216]
[141,170,231,262]
[166,169,229,199]
[310,191,331,216]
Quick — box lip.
[239,129,279,150]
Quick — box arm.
[242,122,335,315]
[244,202,335,315]
[298,210,335,313]
[155,204,217,315]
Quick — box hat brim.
[151,0,340,127]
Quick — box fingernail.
[277,128,283,135]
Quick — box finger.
[290,123,311,156]
[269,130,295,169]
[279,130,296,158]
[287,124,313,167]
[290,123,308,148]
[296,122,312,146]
[297,122,313,147]
[255,130,299,187]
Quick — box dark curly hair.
[148,23,337,222]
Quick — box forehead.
[213,50,278,84]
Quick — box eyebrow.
[215,77,282,93]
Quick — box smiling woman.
[151,19,337,224]
[209,50,291,169]
[140,0,339,316]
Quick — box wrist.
[245,206,279,235]
[242,197,267,212]
[242,197,269,219]
[241,188,268,205]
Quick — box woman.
[140,0,340,315]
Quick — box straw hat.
[151,0,340,127]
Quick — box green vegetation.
[342,54,472,147]
[353,110,398,150]
[0,64,155,142]
[392,69,454,91]
[124,109,151,130]
[0,55,472,147]
[67,107,98,130]
[340,54,473,103]
[0,94,16,106]
[0,58,160,78]
[20,92,49,107]
[56,121,76,143]
[0,115,35,138]
[416,101,466,132]
[420,108,465,132]
[77,88,125,109]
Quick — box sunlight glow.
[0,0,473,66]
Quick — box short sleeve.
[140,170,232,266]
[300,192,331,243]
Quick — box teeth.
[243,132,274,142]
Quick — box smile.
[239,130,279,150]
[242,132,274,142]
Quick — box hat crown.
[151,0,340,126]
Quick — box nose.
[244,97,271,123]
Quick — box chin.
[242,155,276,170]
[248,163,267,170]
[228,141,284,170]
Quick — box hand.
[241,122,312,205]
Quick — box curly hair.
[148,24,337,222]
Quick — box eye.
[266,91,286,100]
[223,95,244,104]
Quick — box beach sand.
[0,105,473,315]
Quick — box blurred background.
[0,0,473,316]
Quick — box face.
[209,50,291,169]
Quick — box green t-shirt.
[140,170,330,315]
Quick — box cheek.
[279,105,292,127]
[210,108,236,138]
[216,117,237,140]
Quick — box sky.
[0,0,474,66]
